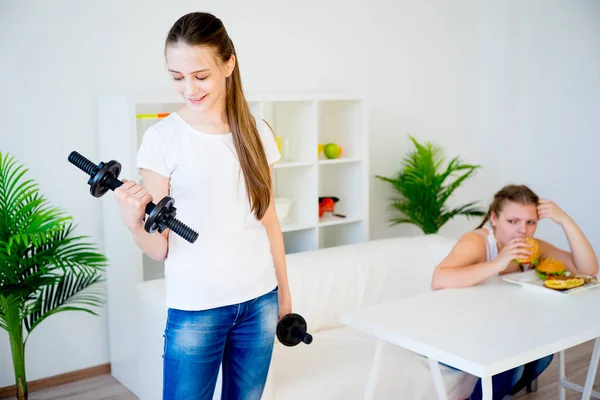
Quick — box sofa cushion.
[359,234,457,306]
[264,326,477,400]
[285,235,457,332]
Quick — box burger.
[535,257,566,281]
[543,275,585,290]
[514,237,541,265]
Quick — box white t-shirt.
[136,112,281,311]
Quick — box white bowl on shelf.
[275,197,293,223]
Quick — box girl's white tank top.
[476,223,499,262]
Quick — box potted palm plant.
[0,152,108,400]
[376,135,486,234]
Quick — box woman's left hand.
[537,199,570,225]
[278,293,292,321]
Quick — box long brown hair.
[476,184,539,229]
[165,12,272,220]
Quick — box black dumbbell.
[68,151,199,244]
[277,313,313,347]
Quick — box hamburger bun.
[535,257,566,281]
[515,237,541,265]
[543,275,585,290]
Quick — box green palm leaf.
[0,151,107,400]
[24,271,104,337]
[376,135,486,234]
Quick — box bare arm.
[538,218,599,276]
[114,168,170,262]
[261,165,292,317]
[431,232,503,290]
[537,199,599,276]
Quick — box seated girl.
[431,184,598,399]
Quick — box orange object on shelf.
[136,113,171,119]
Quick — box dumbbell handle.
[96,177,156,215]
[68,151,199,243]
[291,327,313,345]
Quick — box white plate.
[503,269,600,295]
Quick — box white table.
[340,277,600,400]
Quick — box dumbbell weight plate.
[88,160,121,198]
[145,196,175,234]
[277,313,309,347]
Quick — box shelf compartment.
[262,101,317,164]
[274,165,317,231]
[318,161,366,222]
[317,100,366,161]
[318,220,367,249]
[284,228,317,254]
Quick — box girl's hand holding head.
[537,199,570,226]
[114,179,153,230]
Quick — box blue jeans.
[468,354,554,400]
[162,287,279,400]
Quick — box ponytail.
[226,59,272,220]
[476,207,492,229]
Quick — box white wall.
[1,0,598,388]
[369,0,600,252]
[500,0,600,252]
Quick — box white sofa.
[136,234,478,400]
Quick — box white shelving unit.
[263,95,369,254]
[96,93,369,396]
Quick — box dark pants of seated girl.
[469,354,554,400]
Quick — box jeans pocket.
[162,333,168,359]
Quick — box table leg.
[558,350,566,400]
[364,339,384,400]
[557,343,600,399]
[558,350,567,400]
[481,376,493,400]
[582,337,600,400]
[427,358,449,400]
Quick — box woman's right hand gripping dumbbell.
[114,179,153,231]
